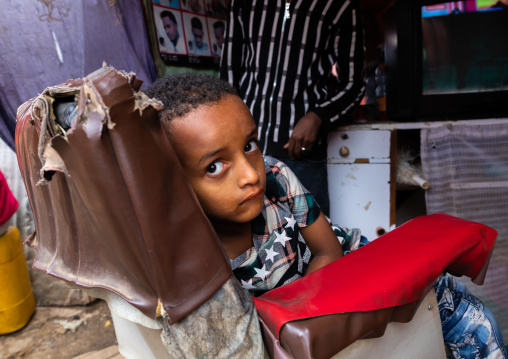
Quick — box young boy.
[145,73,507,358]
[144,73,363,296]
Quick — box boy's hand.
[284,112,322,160]
[300,212,344,275]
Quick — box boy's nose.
[238,157,260,187]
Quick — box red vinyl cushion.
[253,213,497,339]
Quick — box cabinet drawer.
[328,130,391,163]
[328,163,391,240]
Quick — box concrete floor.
[0,299,118,359]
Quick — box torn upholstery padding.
[15,64,231,324]
[158,276,265,358]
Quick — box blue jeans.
[434,274,508,359]
[282,158,330,217]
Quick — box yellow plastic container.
[0,226,36,334]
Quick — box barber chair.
[15,65,496,358]
[107,289,444,359]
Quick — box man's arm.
[283,111,322,160]
[310,0,366,130]
[285,0,366,159]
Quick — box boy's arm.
[300,211,344,275]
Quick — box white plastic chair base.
[111,312,169,359]
[110,289,445,359]
[332,289,446,359]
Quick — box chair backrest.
[15,64,230,324]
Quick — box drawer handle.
[339,146,350,157]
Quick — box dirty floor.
[0,300,120,359]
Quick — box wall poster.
[151,0,228,68]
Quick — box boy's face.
[170,95,266,224]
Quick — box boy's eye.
[206,161,225,175]
[245,139,258,154]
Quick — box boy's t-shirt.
[231,156,322,296]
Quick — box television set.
[385,0,508,121]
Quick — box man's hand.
[283,112,322,160]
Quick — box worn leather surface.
[254,213,497,358]
[280,301,422,359]
[15,65,231,324]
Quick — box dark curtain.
[0,0,157,150]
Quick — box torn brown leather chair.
[16,64,231,324]
[15,64,264,358]
[15,65,497,359]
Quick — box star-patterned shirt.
[231,156,321,296]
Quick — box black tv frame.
[385,0,508,121]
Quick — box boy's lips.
[241,187,264,204]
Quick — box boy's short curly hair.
[144,73,237,125]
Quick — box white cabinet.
[327,120,508,341]
[327,118,508,240]
[327,130,394,240]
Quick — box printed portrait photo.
[152,0,180,9]
[181,0,206,15]
[205,0,228,19]
[153,5,187,54]
[183,13,211,56]
[208,19,225,57]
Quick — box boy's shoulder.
[263,155,304,197]
[263,155,291,177]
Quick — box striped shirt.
[220,0,365,160]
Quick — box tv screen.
[421,1,508,96]
[385,0,508,120]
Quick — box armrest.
[253,213,497,358]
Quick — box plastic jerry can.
[0,226,36,334]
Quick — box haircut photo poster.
[150,0,227,68]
